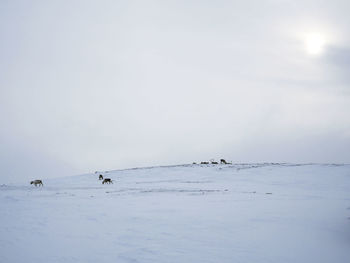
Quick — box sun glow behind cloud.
[305,33,326,55]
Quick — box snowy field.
[1,163,350,263]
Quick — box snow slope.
[1,163,350,263]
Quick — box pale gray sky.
[1,0,350,183]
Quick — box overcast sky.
[1,0,350,183]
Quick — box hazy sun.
[305,33,326,55]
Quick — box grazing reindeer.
[99,174,103,180]
[211,161,218,164]
[30,180,43,187]
[102,178,113,184]
[201,162,209,164]
[220,159,228,164]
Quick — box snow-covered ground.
[1,163,350,263]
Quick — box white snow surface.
[1,163,350,263]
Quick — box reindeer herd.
[30,159,232,187]
[30,174,113,187]
[99,174,113,184]
[195,159,232,165]
[29,175,114,187]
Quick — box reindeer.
[201,162,209,164]
[102,178,113,184]
[99,174,103,180]
[220,159,227,164]
[30,180,43,187]
[211,161,218,164]
[220,159,232,164]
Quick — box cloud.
[323,45,350,86]
[0,0,350,182]
[326,46,350,67]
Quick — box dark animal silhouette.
[220,159,227,164]
[102,178,113,184]
[30,180,43,187]
[211,161,218,164]
[99,174,103,180]
[201,162,209,164]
